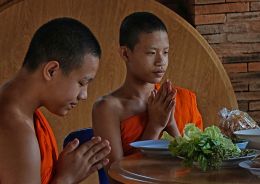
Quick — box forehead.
[69,53,100,78]
[135,31,169,49]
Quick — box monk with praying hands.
[92,11,203,176]
[0,18,111,184]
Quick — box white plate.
[130,140,171,156]
[234,129,260,149]
[239,160,260,177]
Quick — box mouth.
[152,70,165,77]
[70,103,78,109]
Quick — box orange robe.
[120,86,203,156]
[34,109,59,184]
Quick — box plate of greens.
[130,140,171,156]
[222,149,257,167]
[165,123,257,171]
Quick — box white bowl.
[234,129,260,149]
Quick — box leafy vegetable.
[164,124,241,171]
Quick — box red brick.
[203,33,226,43]
[232,82,249,91]
[223,53,260,64]
[223,22,249,33]
[248,111,260,123]
[196,22,249,34]
[211,43,260,57]
[194,0,225,4]
[249,101,260,110]
[250,83,260,91]
[236,91,260,101]
[238,101,249,111]
[250,21,260,32]
[227,12,260,22]
[227,0,258,2]
[195,3,249,15]
[229,72,260,84]
[194,14,226,25]
[196,24,224,34]
[227,33,260,43]
[251,2,260,11]
[223,63,247,73]
[248,62,260,72]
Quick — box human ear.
[119,46,129,62]
[42,61,60,81]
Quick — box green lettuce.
[166,123,241,171]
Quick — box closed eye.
[146,52,156,55]
[79,81,84,87]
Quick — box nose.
[154,52,167,66]
[77,88,88,101]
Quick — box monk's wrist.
[143,124,164,139]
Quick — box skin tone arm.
[92,99,123,167]
[92,99,123,184]
[0,120,111,184]
[0,125,41,184]
[141,81,180,140]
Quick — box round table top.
[109,153,260,184]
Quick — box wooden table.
[109,153,260,184]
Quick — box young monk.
[0,18,111,184]
[92,12,203,165]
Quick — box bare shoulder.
[93,93,123,120]
[0,109,41,183]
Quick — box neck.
[120,73,155,100]
[1,68,43,118]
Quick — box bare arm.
[0,124,41,184]
[92,98,123,167]
[165,113,181,137]
[0,119,110,184]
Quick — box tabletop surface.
[109,153,260,184]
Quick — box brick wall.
[157,0,260,123]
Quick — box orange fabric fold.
[120,85,203,156]
[34,109,58,184]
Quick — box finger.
[164,91,175,107]
[84,139,110,158]
[168,81,173,94]
[88,158,110,173]
[157,81,168,102]
[86,143,111,165]
[172,88,177,99]
[76,136,102,155]
[148,90,154,104]
[152,90,157,100]
[61,139,80,155]
[167,99,175,112]
[155,85,163,101]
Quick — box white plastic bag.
[219,108,259,139]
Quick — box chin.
[150,78,162,84]
[51,109,69,117]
